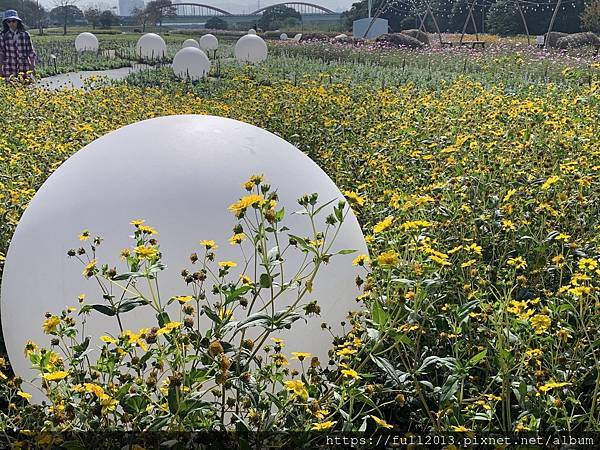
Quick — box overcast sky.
[38,0,357,14]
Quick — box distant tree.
[50,1,84,35]
[0,0,46,32]
[131,6,149,31]
[342,0,406,32]
[84,7,101,29]
[257,5,300,30]
[145,0,176,28]
[205,16,228,30]
[581,0,600,32]
[100,9,116,28]
[486,0,522,35]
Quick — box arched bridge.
[250,2,336,15]
[159,1,336,16]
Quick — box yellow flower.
[42,371,69,381]
[291,352,311,361]
[343,190,365,206]
[229,233,246,245]
[373,216,394,233]
[135,245,157,260]
[541,175,560,190]
[100,335,117,344]
[138,225,157,235]
[451,425,472,432]
[578,258,597,271]
[17,391,32,400]
[341,368,360,379]
[247,174,264,185]
[400,220,432,231]
[539,381,570,393]
[42,316,60,334]
[530,314,551,334]
[312,420,335,431]
[461,259,476,268]
[336,347,357,356]
[507,256,527,269]
[200,240,218,250]
[130,219,145,226]
[352,254,369,266]
[218,261,237,269]
[173,295,193,304]
[240,274,252,284]
[284,379,308,400]
[370,415,393,429]
[271,337,285,346]
[272,353,288,366]
[83,383,105,398]
[228,194,265,215]
[82,259,97,278]
[79,230,90,241]
[156,322,182,335]
[555,233,571,242]
[377,250,398,266]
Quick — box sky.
[38,0,358,14]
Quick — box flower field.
[0,37,600,442]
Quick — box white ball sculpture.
[199,33,219,52]
[280,33,288,41]
[172,47,211,80]
[182,38,200,48]
[1,115,368,402]
[235,34,268,64]
[135,33,167,60]
[75,32,99,52]
[248,28,257,35]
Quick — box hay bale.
[545,31,568,48]
[375,33,424,49]
[401,29,430,45]
[556,32,600,49]
[299,33,330,42]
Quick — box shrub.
[205,17,228,30]
[375,33,424,48]
[581,0,600,33]
[556,31,600,48]
[546,31,568,48]
[400,29,429,45]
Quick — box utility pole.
[368,0,372,17]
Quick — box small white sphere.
[235,34,268,64]
[280,33,288,41]
[1,115,368,402]
[293,33,302,41]
[248,28,257,35]
[335,33,348,39]
[172,47,211,80]
[136,33,167,59]
[75,32,99,52]
[182,38,200,48]
[199,33,219,51]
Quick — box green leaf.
[156,312,171,327]
[336,249,357,255]
[440,376,459,404]
[371,300,388,327]
[370,354,408,385]
[91,304,116,316]
[111,271,141,281]
[259,273,272,288]
[469,349,488,367]
[275,207,285,221]
[73,337,90,357]
[313,198,336,217]
[226,285,252,303]
[118,298,150,313]
[168,384,180,415]
[236,312,272,331]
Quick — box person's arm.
[0,35,5,77]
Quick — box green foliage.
[258,5,301,31]
[581,0,600,32]
[205,16,228,30]
[486,0,523,36]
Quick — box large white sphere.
[235,34,268,64]
[182,38,200,48]
[199,33,219,51]
[248,28,257,35]
[1,115,367,401]
[135,33,167,59]
[172,47,211,80]
[280,33,288,41]
[75,32,99,52]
